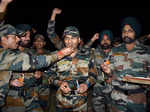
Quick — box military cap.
[16,24,31,36]
[63,26,80,37]
[0,24,16,38]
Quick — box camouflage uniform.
[0,40,60,108]
[47,20,63,50]
[4,48,45,112]
[31,48,52,112]
[108,41,150,112]
[92,46,112,112]
[31,34,57,112]
[84,30,114,112]
[48,48,97,112]
[4,72,43,112]
[47,20,88,50]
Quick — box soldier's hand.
[1,0,13,4]
[101,61,111,74]
[91,33,99,42]
[57,47,74,59]
[60,82,71,94]
[53,8,62,15]
[10,79,24,87]
[34,71,43,79]
[77,83,88,94]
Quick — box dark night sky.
[4,0,150,43]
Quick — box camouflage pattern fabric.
[92,46,113,112]
[47,20,63,50]
[0,48,58,71]
[2,48,49,112]
[0,48,58,110]
[108,41,150,112]
[48,48,97,112]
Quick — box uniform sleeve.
[24,77,38,88]
[85,49,98,88]
[45,64,60,87]
[86,57,98,88]
[84,40,94,49]
[0,12,6,22]
[0,50,58,71]
[47,20,64,50]
[145,46,150,77]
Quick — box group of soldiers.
[0,0,150,112]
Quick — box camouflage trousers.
[2,86,44,112]
[0,84,9,107]
[0,71,12,107]
[110,87,146,112]
[38,85,51,112]
[92,82,112,112]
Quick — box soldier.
[0,24,73,111]
[32,34,52,112]
[101,17,150,112]
[0,0,13,22]
[4,29,45,112]
[47,8,63,50]
[48,26,97,112]
[47,8,95,50]
[16,24,32,50]
[90,30,114,112]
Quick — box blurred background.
[4,0,150,45]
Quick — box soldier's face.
[122,25,136,40]
[7,35,20,49]
[33,38,46,49]
[64,35,80,50]
[20,31,31,47]
[100,35,111,46]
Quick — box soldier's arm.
[0,47,73,71]
[84,33,99,48]
[24,77,38,88]
[0,0,13,22]
[86,60,98,88]
[47,8,63,50]
[85,50,98,88]
[45,65,62,87]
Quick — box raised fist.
[1,0,13,4]
[91,33,99,42]
[53,8,62,15]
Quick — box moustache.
[123,36,136,44]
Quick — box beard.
[18,40,31,48]
[101,43,112,50]
[123,36,136,44]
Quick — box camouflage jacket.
[0,48,58,71]
[94,46,110,81]
[47,20,92,50]
[48,48,97,109]
[109,41,150,89]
